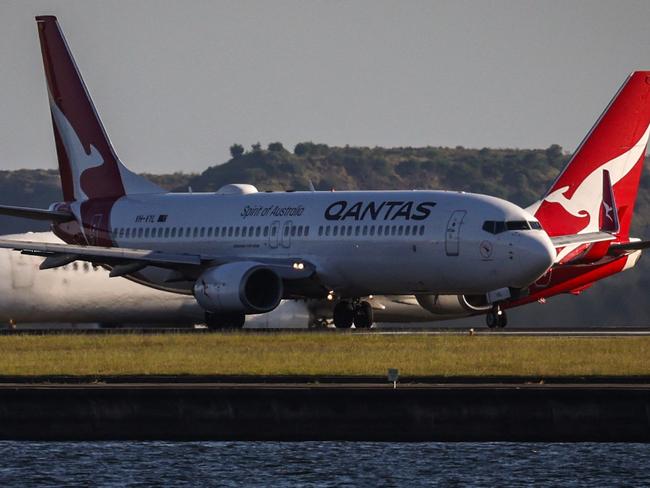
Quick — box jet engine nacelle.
[193,262,283,314]
[416,294,491,315]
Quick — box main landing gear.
[205,311,246,330]
[485,305,507,329]
[333,300,374,329]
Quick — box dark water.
[0,442,648,487]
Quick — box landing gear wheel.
[205,312,246,330]
[486,311,498,329]
[486,306,507,329]
[333,301,355,329]
[353,301,374,329]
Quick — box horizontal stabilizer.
[0,204,73,222]
[608,240,650,252]
[550,232,616,248]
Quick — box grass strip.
[0,333,648,377]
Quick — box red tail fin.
[529,72,650,238]
[36,16,161,202]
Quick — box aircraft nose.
[512,232,556,287]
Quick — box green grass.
[0,333,648,377]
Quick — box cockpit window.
[483,220,535,234]
[529,221,543,230]
[506,220,530,231]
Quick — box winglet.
[600,169,620,234]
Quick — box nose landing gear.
[486,305,507,329]
[333,300,374,329]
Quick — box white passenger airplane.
[0,232,314,328]
[0,16,646,329]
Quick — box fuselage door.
[445,210,466,256]
[268,221,280,249]
[281,220,293,248]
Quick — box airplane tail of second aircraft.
[35,15,163,203]
[528,71,650,240]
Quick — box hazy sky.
[1,0,650,174]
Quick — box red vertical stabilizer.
[36,16,162,202]
[530,72,650,238]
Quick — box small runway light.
[327,291,335,301]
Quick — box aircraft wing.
[0,204,73,222]
[0,239,315,279]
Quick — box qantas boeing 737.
[0,16,647,329]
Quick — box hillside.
[1,142,649,326]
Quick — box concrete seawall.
[1,381,649,441]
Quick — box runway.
[2,326,650,336]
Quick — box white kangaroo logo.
[532,125,650,235]
[50,99,104,201]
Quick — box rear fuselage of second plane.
[57,189,555,298]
